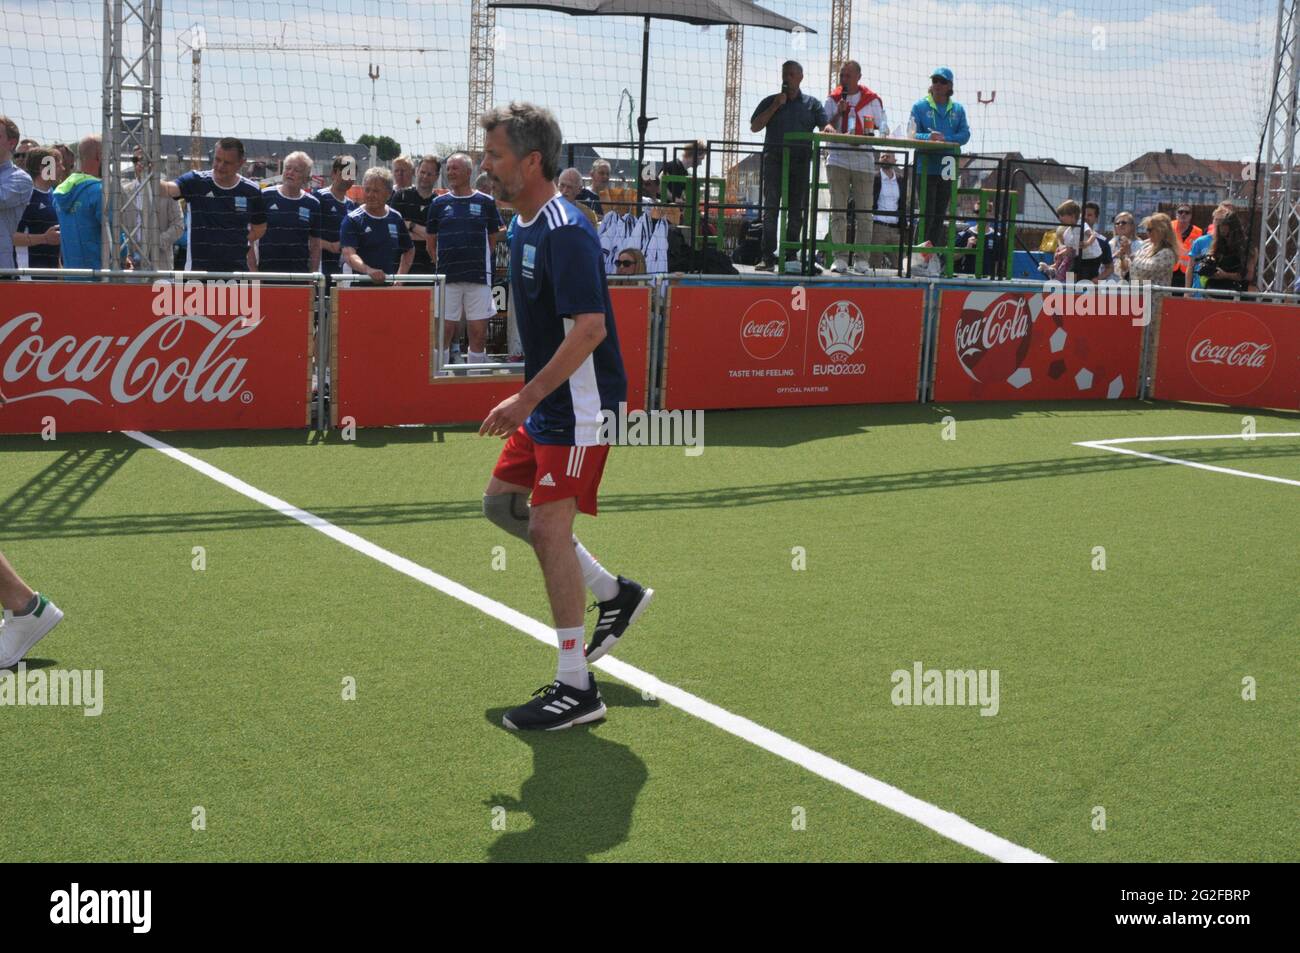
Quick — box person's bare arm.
[248,222,267,243]
[343,246,384,283]
[159,179,182,199]
[13,226,59,247]
[480,312,605,437]
[398,246,414,275]
[425,234,437,263]
[309,237,321,272]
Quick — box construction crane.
[468,0,496,156]
[828,0,852,91]
[722,25,744,202]
[177,25,444,168]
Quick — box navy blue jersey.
[510,194,626,446]
[339,205,412,275]
[175,170,266,272]
[15,186,59,269]
[427,190,501,285]
[314,187,355,275]
[258,187,321,273]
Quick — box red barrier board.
[0,282,312,434]
[1152,298,1300,410]
[932,288,1144,401]
[332,285,650,427]
[661,285,924,409]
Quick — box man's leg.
[870,221,898,270]
[925,175,952,250]
[827,165,850,271]
[783,157,811,264]
[0,551,35,612]
[851,164,874,270]
[465,284,494,369]
[528,497,588,690]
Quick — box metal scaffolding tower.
[1259,0,1300,291]
[102,0,166,270]
[468,0,497,156]
[828,0,852,91]
[723,25,743,199]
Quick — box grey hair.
[590,159,611,175]
[446,152,474,173]
[282,150,312,172]
[479,101,562,180]
[362,166,394,192]
[558,167,582,185]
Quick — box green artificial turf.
[1,400,1295,861]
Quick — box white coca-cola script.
[0,312,256,405]
[743,319,787,339]
[1189,339,1270,368]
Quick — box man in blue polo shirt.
[339,166,413,282]
[427,152,503,367]
[256,151,321,273]
[161,136,266,272]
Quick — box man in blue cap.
[909,67,970,255]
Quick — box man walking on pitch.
[477,102,653,731]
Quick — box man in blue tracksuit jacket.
[909,67,971,251]
[52,134,103,270]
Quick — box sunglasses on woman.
[616,258,636,268]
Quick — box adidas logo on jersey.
[538,472,557,487]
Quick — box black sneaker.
[502,674,606,731]
[753,258,777,272]
[584,576,654,662]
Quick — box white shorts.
[443,282,495,324]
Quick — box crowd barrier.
[1,270,1296,436]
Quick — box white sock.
[441,348,450,367]
[467,349,487,364]
[555,625,589,690]
[573,537,620,602]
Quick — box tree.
[313,128,345,143]
[357,134,401,162]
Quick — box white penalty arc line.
[1075,433,1300,488]
[124,429,1051,864]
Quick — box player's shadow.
[483,681,653,863]
[1,657,57,672]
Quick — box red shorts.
[492,426,610,516]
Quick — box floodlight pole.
[636,16,653,204]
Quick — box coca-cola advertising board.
[661,285,924,410]
[932,289,1144,401]
[0,282,312,434]
[1153,298,1300,410]
[332,285,650,427]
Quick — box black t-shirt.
[660,159,689,202]
[391,186,437,273]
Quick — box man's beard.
[493,172,522,202]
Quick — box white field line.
[124,429,1051,864]
[1075,433,1300,488]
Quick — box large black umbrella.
[488,1,814,195]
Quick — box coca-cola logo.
[953,292,1040,383]
[739,299,790,361]
[0,312,256,406]
[1186,310,1276,398]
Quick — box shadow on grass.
[482,680,655,862]
[5,437,1296,541]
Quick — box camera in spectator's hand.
[1198,254,1219,278]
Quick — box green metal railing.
[659,173,726,250]
[777,132,969,275]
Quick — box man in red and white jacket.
[823,60,888,273]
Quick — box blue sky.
[1,0,1276,173]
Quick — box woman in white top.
[1108,211,1138,282]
